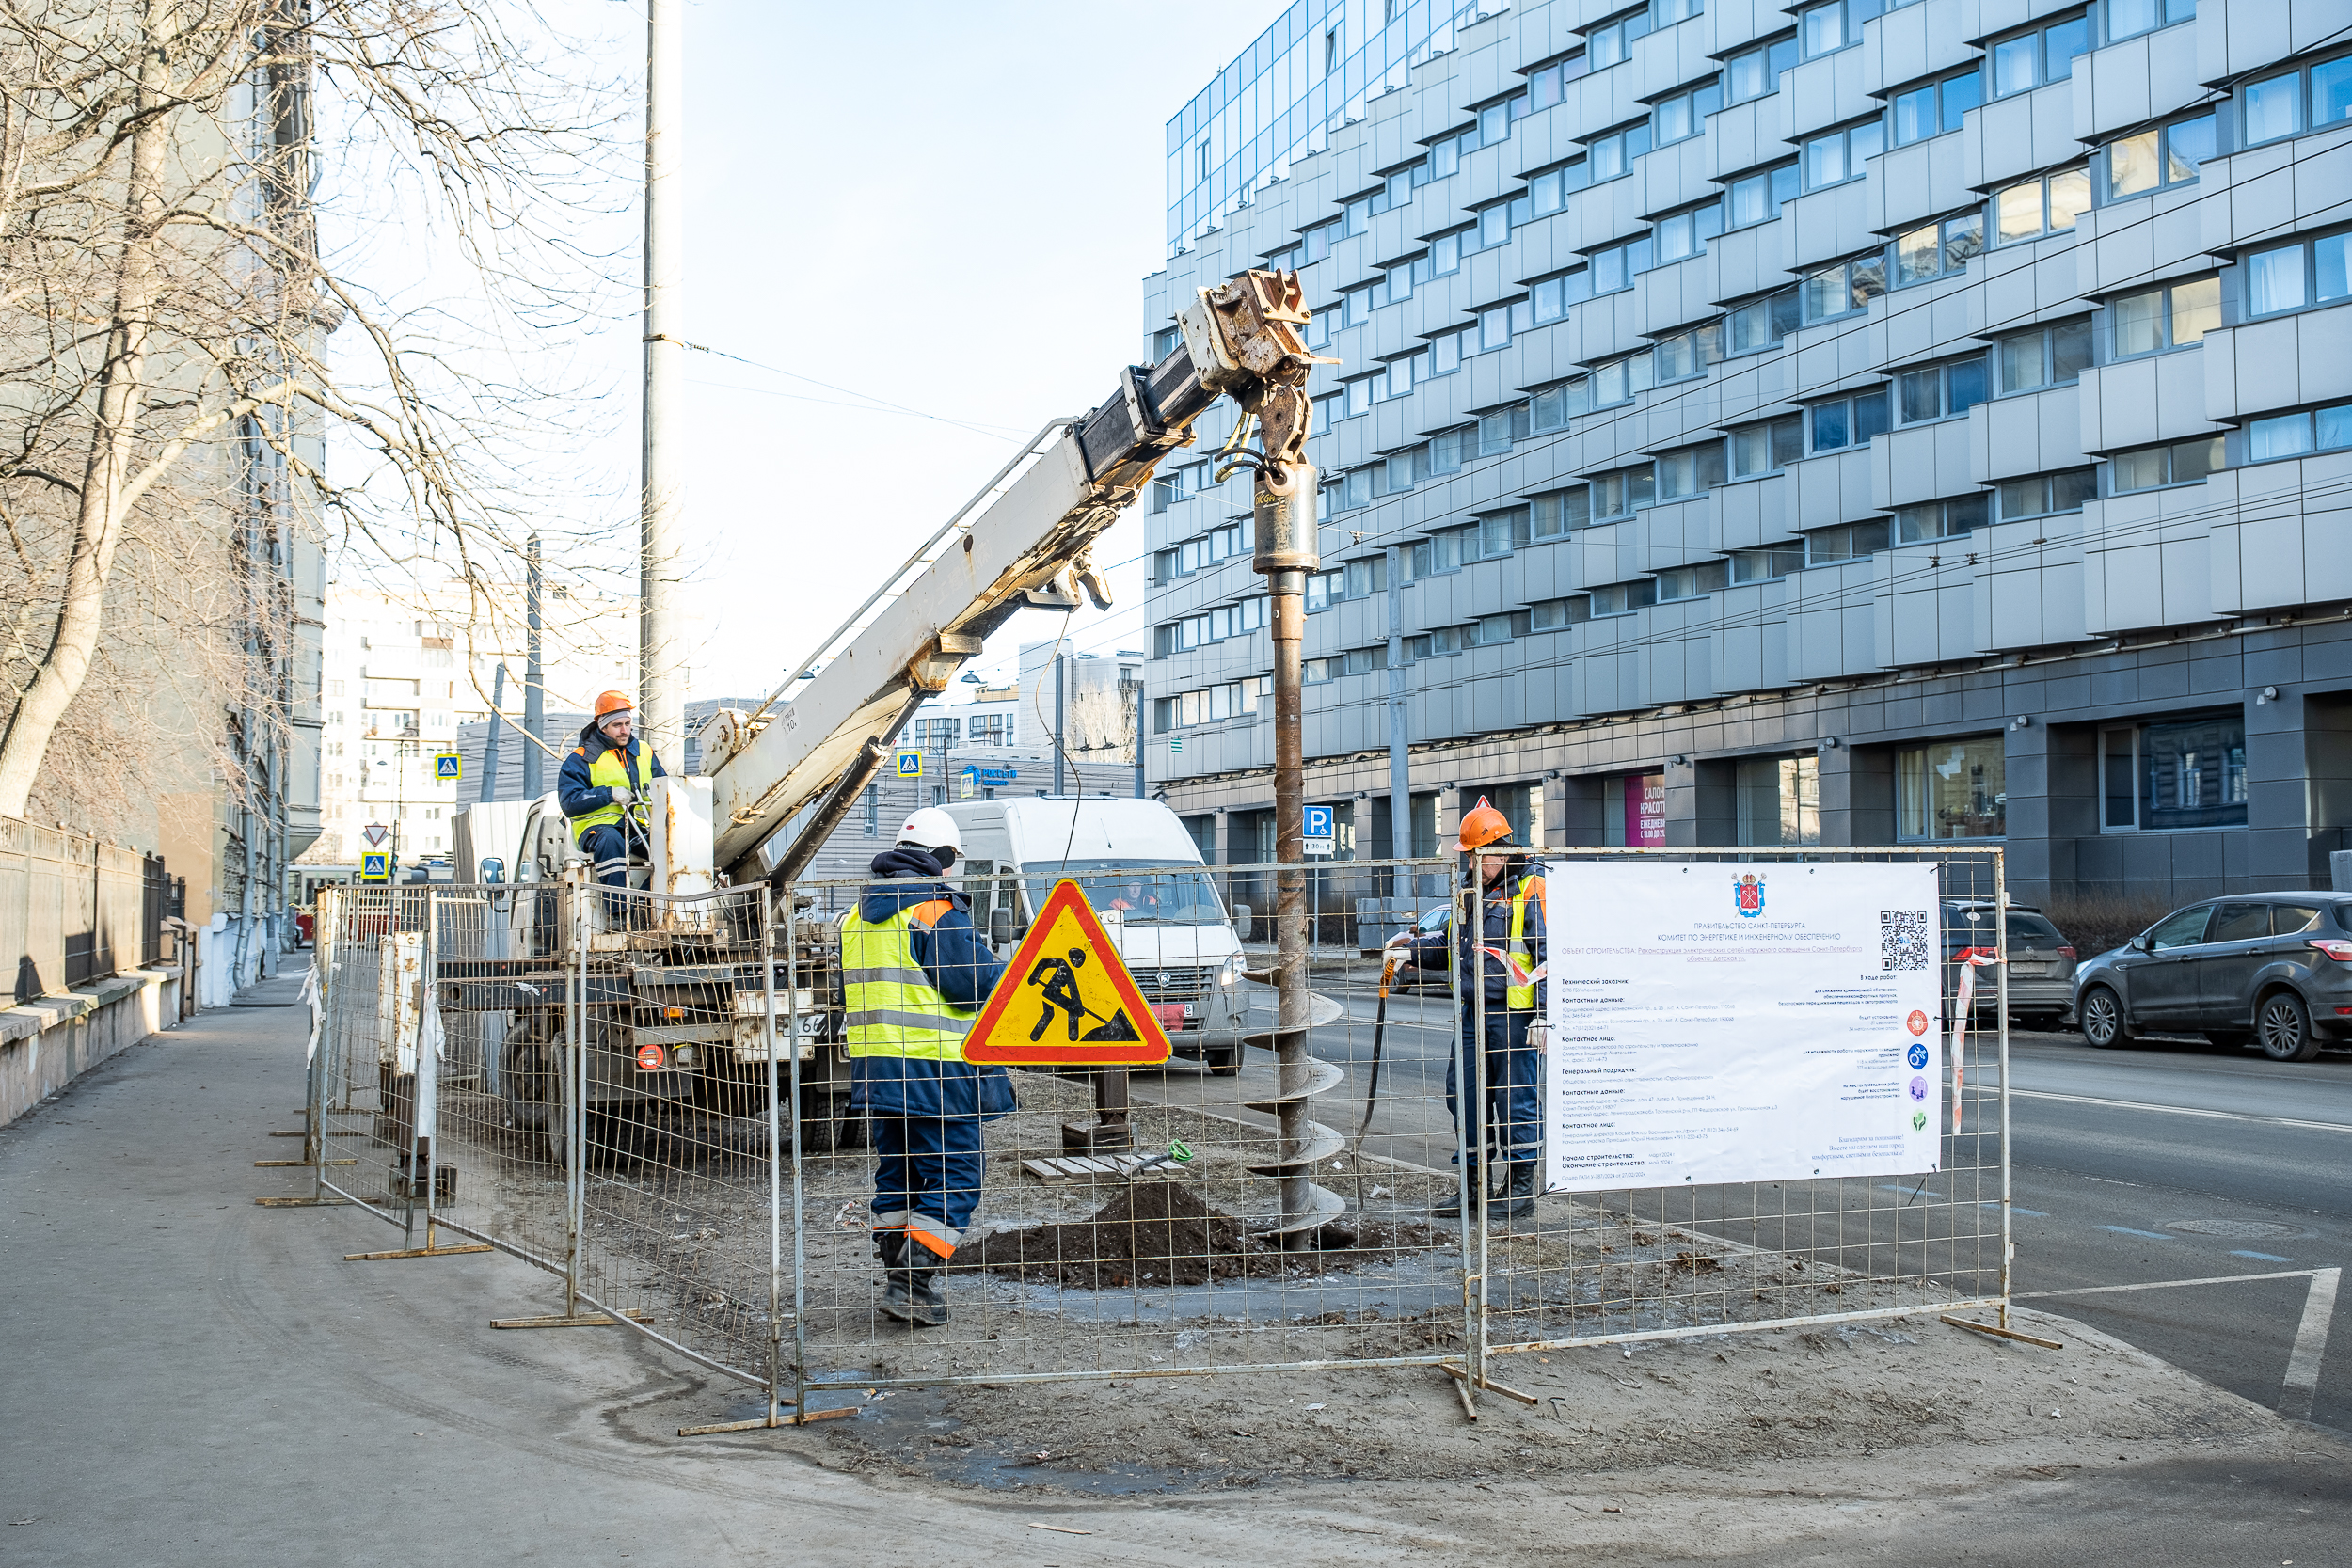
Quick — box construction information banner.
[1542,861,1942,1194]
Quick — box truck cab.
[941,796,1247,1074]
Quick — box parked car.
[2073,893,2352,1061]
[1943,900,2077,1029]
[1390,904,1454,991]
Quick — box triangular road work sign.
[962,879,1171,1067]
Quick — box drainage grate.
[2161,1219,2301,1238]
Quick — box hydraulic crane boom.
[698,269,1327,890]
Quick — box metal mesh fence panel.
[564,880,783,1391]
[784,858,1470,1397]
[315,884,430,1227]
[1473,847,2010,1373]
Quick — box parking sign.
[1303,803,1334,857]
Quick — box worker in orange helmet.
[1388,796,1546,1221]
[558,691,668,894]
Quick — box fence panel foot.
[254,1196,352,1207]
[343,1243,495,1261]
[489,1311,654,1329]
[1941,1313,2062,1350]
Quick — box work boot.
[1432,1175,1478,1219]
[877,1231,917,1323]
[1494,1162,1538,1221]
[901,1259,950,1328]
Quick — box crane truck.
[435,271,1327,1162]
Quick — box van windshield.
[1020,859,1225,926]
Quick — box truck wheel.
[1210,1044,1241,1078]
[796,1096,837,1154]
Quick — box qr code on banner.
[1880,909,1931,972]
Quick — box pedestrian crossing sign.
[895,749,923,778]
[359,852,390,882]
[435,752,462,781]
[961,879,1170,1067]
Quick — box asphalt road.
[1144,973,2351,1436]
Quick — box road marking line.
[2097,1225,2177,1241]
[2280,1267,2339,1423]
[1982,1203,2050,1216]
[2232,1250,2295,1263]
[2012,1087,2352,1134]
[2017,1268,2320,1300]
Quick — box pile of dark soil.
[946,1182,1451,1290]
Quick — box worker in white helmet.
[839,805,1009,1326]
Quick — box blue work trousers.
[1445,1005,1543,1171]
[575,822,631,890]
[850,1056,1009,1259]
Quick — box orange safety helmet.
[593,690,634,723]
[1454,796,1516,854]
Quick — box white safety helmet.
[894,806,963,856]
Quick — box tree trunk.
[0,8,170,818]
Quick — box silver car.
[1945,900,2077,1028]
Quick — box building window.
[1893,211,1984,285]
[1654,445,1727,499]
[2242,53,2352,145]
[1805,519,1890,564]
[1528,269,1587,325]
[1530,488,1589,535]
[1723,163,1799,230]
[1589,467,1657,519]
[1803,119,1883,190]
[2105,0,2194,44]
[1652,78,1724,145]
[1724,35,1797,103]
[1993,166,2091,244]
[1895,495,1989,543]
[1897,737,2006,839]
[1589,579,1660,616]
[1808,388,1889,452]
[1896,356,1990,423]
[1729,545,1804,581]
[1655,560,1729,599]
[2104,113,2216,200]
[1727,286,1800,353]
[1526,53,1593,112]
[2249,401,2352,462]
[1586,236,1653,295]
[1582,123,1653,182]
[1996,319,2092,393]
[1652,203,1724,263]
[1408,531,1462,578]
[1588,352,1653,407]
[1995,468,2096,519]
[1529,594,1594,629]
[1527,159,1591,218]
[1477,404,1532,454]
[2102,714,2248,830]
[1890,70,1981,146]
[1803,254,1887,321]
[861,785,879,837]
[1799,0,1881,58]
[1586,10,1653,70]
[1736,755,1820,846]
[2108,277,2220,356]
[2243,231,2352,318]
[2109,436,2225,493]
[1990,12,2088,97]
[1730,416,1803,476]
[1652,321,1724,380]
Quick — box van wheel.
[2078,986,2132,1049]
[2257,990,2320,1063]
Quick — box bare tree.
[0,0,625,826]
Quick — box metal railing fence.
[292,848,2013,1423]
[0,813,171,1001]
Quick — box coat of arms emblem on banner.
[1732,872,1766,918]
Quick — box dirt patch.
[946,1180,1450,1289]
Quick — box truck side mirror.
[989,906,1013,949]
[480,857,504,885]
[1233,902,1252,942]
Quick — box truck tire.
[1209,1043,1241,1077]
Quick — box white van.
[942,797,1247,1074]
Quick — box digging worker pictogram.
[1390,796,1547,1221]
[840,807,1010,1326]
[1022,949,1141,1043]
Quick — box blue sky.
[661,0,1279,695]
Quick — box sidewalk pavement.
[3,1002,2345,1566]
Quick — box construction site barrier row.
[280,848,2012,1423]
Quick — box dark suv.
[2072,894,2352,1062]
